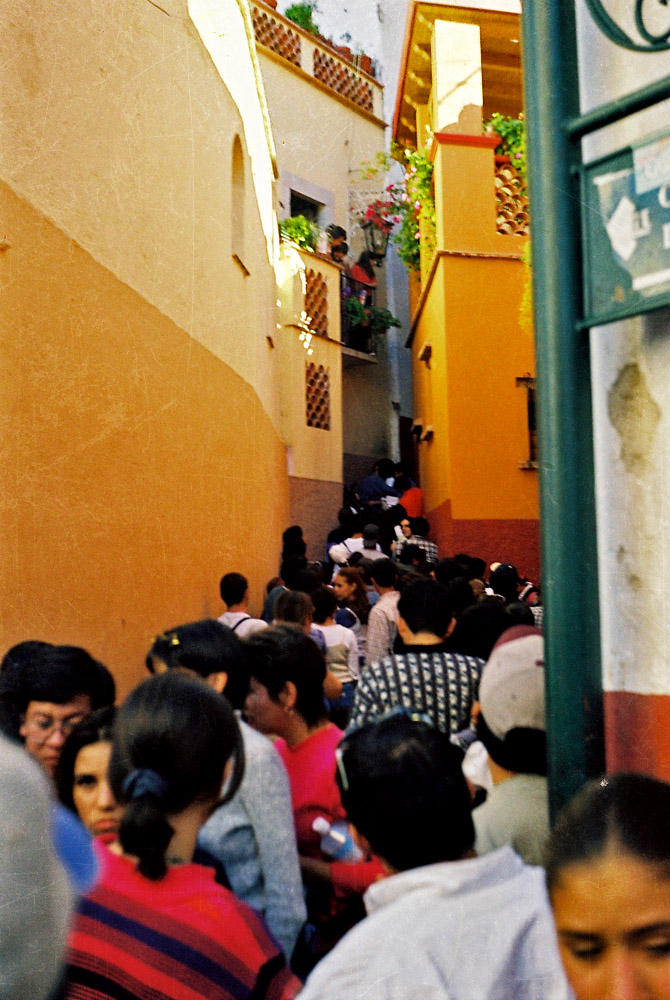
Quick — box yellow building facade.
[395,0,539,580]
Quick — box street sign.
[581,131,670,326]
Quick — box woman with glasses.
[0,644,115,777]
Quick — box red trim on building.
[604,691,670,780]
[428,498,540,583]
[433,132,501,149]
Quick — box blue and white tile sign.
[582,132,670,325]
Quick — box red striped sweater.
[65,843,300,1000]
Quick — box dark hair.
[399,543,427,569]
[448,598,511,660]
[410,516,430,538]
[244,626,327,728]
[219,572,248,607]
[369,558,397,589]
[296,568,320,595]
[274,590,313,627]
[146,619,249,711]
[110,672,244,881]
[56,706,116,813]
[311,585,338,624]
[445,577,477,618]
[376,458,395,481]
[0,644,115,741]
[1,640,52,674]
[281,526,306,559]
[434,558,468,586]
[334,567,370,624]
[326,224,347,241]
[545,772,670,894]
[489,563,522,604]
[477,713,547,776]
[397,579,453,638]
[394,474,412,493]
[337,714,474,871]
[280,555,308,590]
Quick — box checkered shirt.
[348,649,483,737]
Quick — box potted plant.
[284,2,320,35]
[342,297,401,354]
[279,214,319,251]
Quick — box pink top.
[275,722,345,857]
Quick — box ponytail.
[110,673,244,881]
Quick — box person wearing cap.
[472,625,549,866]
[329,519,382,570]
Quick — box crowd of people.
[1,462,668,999]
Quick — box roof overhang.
[393,0,523,150]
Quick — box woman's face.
[400,519,412,538]
[244,678,287,737]
[72,741,123,839]
[551,850,670,1000]
[333,575,356,602]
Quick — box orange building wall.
[413,252,539,581]
[0,182,290,698]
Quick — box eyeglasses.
[23,714,86,741]
[335,705,432,792]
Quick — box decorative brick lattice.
[251,5,301,66]
[313,50,374,113]
[494,159,529,236]
[305,268,328,338]
[305,362,330,430]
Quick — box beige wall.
[258,50,385,237]
[0,0,282,429]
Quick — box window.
[232,134,247,271]
[290,191,322,223]
[516,375,538,468]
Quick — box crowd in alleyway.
[1,462,669,1000]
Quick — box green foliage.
[279,214,318,251]
[485,113,526,179]
[355,139,436,276]
[344,298,401,336]
[284,2,320,35]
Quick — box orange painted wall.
[0,182,290,699]
[412,192,538,574]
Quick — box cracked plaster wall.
[576,0,670,699]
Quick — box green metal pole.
[521,0,604,819]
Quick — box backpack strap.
[230,616,251,632]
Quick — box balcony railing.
[251,1,383,120]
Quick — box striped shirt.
[65,843,300,1000]
[348,647,483,737]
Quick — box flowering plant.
[360,194,403,231]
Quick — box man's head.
[397,579,453,641]
[0,645,115,777]
[219,572,248,608]
[369,558,397,591]
[477,625,546,776]
[409,516,430,539]
[146,618,249,710]
[336,712,474,871]
[376,458,395,481]
[488,563,524,604]
[362,523,380,550]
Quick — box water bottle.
[312,816,364,862]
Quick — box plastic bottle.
[312,816,364,862]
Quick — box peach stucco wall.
[0,183,289,698]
